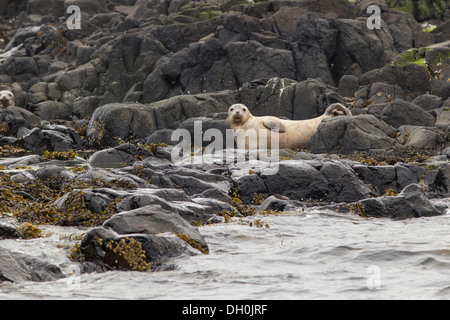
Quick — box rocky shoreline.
[0,0,449,282]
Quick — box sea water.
[0,199,449,300]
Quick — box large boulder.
[291,11,399,85]
[0,246,33,282]
[360,63,432,98]
[381,99,436,128]
[0,106,41,136]
[80,203,209,269]
[143,37,295,103]
[280,78,345,120]
[176,115,230,149]
[80,226,198,270]
[102,204,208,253]
[382,9,434,52]
[428,163,450,196]
[307,114,399,154]
[87,91,237,148]
[352,163,426,195]
[86,103,156,149]
[0,246,64,283]
[100,34,168,105]
[232,159,374,203]
[224,40,296,87]
[291,13,337,85]
[21,123,85,152]
[412,94,443,111]
[400,125,441,149]
[238,77,344,120]
[332,17,398,80]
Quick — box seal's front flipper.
[262,120,286,133]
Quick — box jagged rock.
[239,77,344,120]
[0,246,32,282]
[341,184,446,219]
[0,106,41,136]
[360,63,432,98]
[352,163,425,195]
[428,163,450,195]
[21,122,85,152]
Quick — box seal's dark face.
[0,90,14,108]
[228,104,250,124]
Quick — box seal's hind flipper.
[263,119,286,133]
[324,103,352,117]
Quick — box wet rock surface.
[0,0,449,281]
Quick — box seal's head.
[227,104,251,126]
[0,90,14,108]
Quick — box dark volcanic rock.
[0,106,41,136]
[352,163,425,195]
[87,91,237,148]
[80,203,209,269]
[412,94,443,111]
[428,163,450,196]
[239,77,344,120]
[21,122,85,152]
[0,222,17,239]
[233,159,374,203]
[353,184,445,219]
[79,226,118,263]
[0,246,32,282]
[360,63,432,98]
[338,75,360,98]
[331,17,398,82]
[291,13,337,85]
[225,40,296,87]
[0,246,63,283]
[103,204,208,252]
[307,114,399,154]
[86,103,156,149]
[381,99,436,128]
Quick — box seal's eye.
[8,93,12,98]
[242,108,247,112]
[229,107,234,112]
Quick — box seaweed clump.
[176,233,209,254]
[0,174,123,227]
[106,237,152,272]
[0,145,26,157]
[341,146,436,166]
[214,187,279,228]
[15,222,43,239]
[42,150,78,161]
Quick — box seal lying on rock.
[227,103,352,149]
[0,90,15,108]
